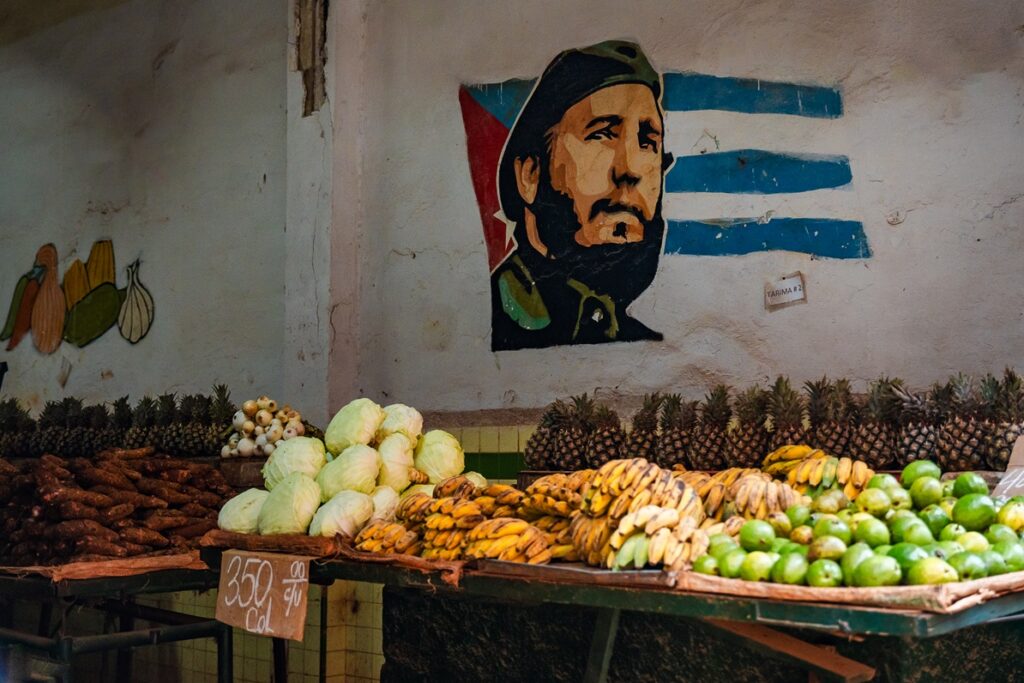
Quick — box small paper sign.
[765,272,807,309]
[215,550,310,641]
[993,439,1024,498]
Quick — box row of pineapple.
[525,370,1024,474]
[0,387,238,459]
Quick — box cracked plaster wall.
[335,0,1024,413]
[0,0,289,411]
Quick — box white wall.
[332,0,1024,413]
[0,0,289,411]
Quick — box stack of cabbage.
[217,399,468,538]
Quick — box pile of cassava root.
[0,448,234,565]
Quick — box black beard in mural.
[490,40,669,351]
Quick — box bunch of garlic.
[222,395,307,458]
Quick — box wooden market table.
[200,548,1024,682]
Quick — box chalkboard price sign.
[215,550,311,641]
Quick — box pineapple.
[524,400,563,470]
[0,400,34,459]
[729,386,769,468]
[767,377,808,449]
[656,395,698,469]
[851,378,902,470]
[206,385,236,455]
[80,404,114,455]
[806,377,856,456]
[894,385,939,467]
[124,397,157,449]
[111,396,133,448]
[61,397,87,457]
[154,394,179,454]
[690,385,732,470]
[33,400,67,457]
[587,405,626,467]
[626,393,662,460]
[989,368,1024,470]
[551,394,594,471]
[938,374,991,473]
[178,394,211,457]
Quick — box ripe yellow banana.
[836,457,853,485]
[821,457,839,488]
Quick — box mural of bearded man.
[491,40,672,351]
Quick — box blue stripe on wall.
[666,150,852,194]
[663,73,842,118]
[464,79,536,129]
[664,218,871,259]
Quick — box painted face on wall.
[547,83,664,249]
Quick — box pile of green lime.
[693,460,1024,587]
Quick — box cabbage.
[325,398,385,454]
[400,484,435,499]
[370,486,400,521]
[376,433,415,491]
[309,490,373,538]
[376,404,423,445]
[262,437,327,490]
[414,430,465,483]
[316,444,381,500]
[217,488,270,534]
[257,473,321,534]
[463,471,487,489]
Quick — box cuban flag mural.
[463,41,869,351]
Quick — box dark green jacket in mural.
[490,252,662,351]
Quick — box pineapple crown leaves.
[569,393,597,432]
[0,399,19,430]
[995,368,1024,423]
[767,376,806,429]
[133,397,158,428]
[60,397,85,428]
[700,385,732,429]
[803,377,833,424]
[862,377,904,425]
[210,384,236,425]
[82,404,110,430]
[892,384,928,426]
[733,386,769,427]
[155,394,179,427]
[661,394,699,431]
[947,373,984,418]
[38,400,66,429]
[111,396,133,429]
[192,394,214,424]
[832,379,860,423]
[591,404,622,430]
[927,381,955,424]
[979,373,1002,421]
[631,393,663,433]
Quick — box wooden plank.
[583,608,619,683]
[703,618,875,683]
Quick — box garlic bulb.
[117,260,155,344]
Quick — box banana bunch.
[353,520,422,556]
[786,455,874,499]
[464,518,552,564]
[396,492,434,526]
[727,474,809,519]
[529,470,594,494]
[434,475,480,500]
[408,468,431,485]
[517,488,582,519]
[583,459,704,524]
[417,498,487,561]
[709,467,767,487]
[606,514,710,572]
[674,470,752,521]
[532,514,577,561]
[568,511,614,566]
[761,444,824,476]
[473,484,525,518]
[699,515,745,536]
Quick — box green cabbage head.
[262,436,327,490]
[370,485,400,521]
[463,471,488,489]
[309,490,373,537]
[376,433,414,491]
[325,398,385,455]
[257,473,321,535]
[414,430,465,483]
[316,444,381,500]
[376,403,424,445]
[400,484,435,499]
[217,488,270,534]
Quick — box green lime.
[867,473,902,494]
[982,550,1009,576]
[906,557,958,585]
[993,541,1024,571]
[853,555,902,587]
[778,541,803,555]
[740,551,777,582]
[813,490,849,514]
[719,548,748,579]
[813,517,852,544]
[940,523,968,541]
[693,555,720,575]
[910,477,944,510]
[853,518,891,547]
[770,537,791,553]
[849,512,876,531]
[918,505,951,538]
[789,525,814,545]
[997,501,1024,532]
[739,520,776,552]
[708,532,735,547]
[936,541,965,559]
[921,542,942,557]
[948,551,988,580]
[902,522,935,546]
[889,509,918,524]
[888,543,929,572]
[939,497,958,517]
[808,535,847,562]
[953,472,989,498]
[840,543,875,586]
[770,552,809,585]
[901,460,942,487]
[767,511,793,537]
[986,524,1019,546]
[786,505,812,529]
[856,488,892,518]
[789,544,810,558]
[953,494,998,532]
[889,488,913,511]
[709,535,740,560]
[836,509,856,525]
[874,544,892,556]
[957,531,990,553]
[942,479,956,497]
[807,559,843,587]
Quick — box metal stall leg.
[273,637,288,682]
[115,608,134,682]
[216,622,233,683]
[583,608,620,683]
